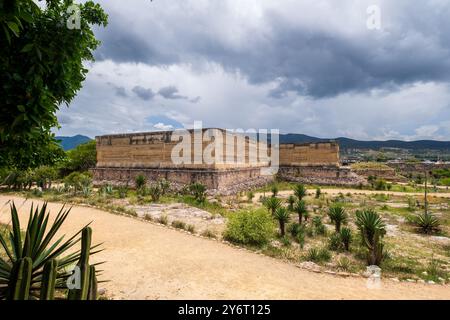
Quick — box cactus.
[88,265,98,300]
[9,257,33,300]
[40,259,58,300]
[68,227,93,300]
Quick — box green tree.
[0,0,108,168]
[62,140,96,174]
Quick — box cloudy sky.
[56,0,450,141]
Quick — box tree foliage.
[0,0,107,168]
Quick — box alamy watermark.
[170,121,280,176]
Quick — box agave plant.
[294,200,307,225]
[294,184,307,201]
[355,209,386,266]
[327,204,348,232]
[0,202,102,300]
[264,197,282,215]
[412,212,440,234]
[274,207,290,237]
[148,183,162,202]
[189,182,207,203]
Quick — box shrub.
[312,216,327,236]
[159,179,170,195]
[280,235,291,247]
[297,232,305,249]
[117,185,129,199]
[64,172,92,193]
[247,191,255,202]
[327,204,348,232]
[374,179,387,191]
[158,215,168,225]
[336,256,353,272]
[189,182,207,203]
[148,183,162,202]
[33,166,58,190]
[144,214,153,221]
[274,207,290,236]
[305,247,331,263]
[288,223,302,237]
[355,209,386,266]
[411,212,441,234]
[172,220,186,230]
[202,229,217,239]
[315,187,321,199]
[187,225,195,233]
[328,233,342,251]
[135,174,147,190]
[223,209,275,247]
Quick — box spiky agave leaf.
[0,202,102,299]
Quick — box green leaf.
[21,43,34,53]
[6,22,20,37]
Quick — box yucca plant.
[339,227,352,251]
[270,184,279,197]
[294,200,307,225]
[274,207,290,237]
[294,184,307,201]
[327,204,348,232]
[412,212,440,234]
[287,195,296,212]
[355,209,386,266]
[0,202,102,300]
[264,197,282,215]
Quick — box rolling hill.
[56,135,92,151]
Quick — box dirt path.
[1,195,449,300]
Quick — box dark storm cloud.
[114,86,127,97]
[158,86,187,100]
[132,86,155,101]
[93,1,450,99]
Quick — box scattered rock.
[298,261,322,272]
[427,280,436,285]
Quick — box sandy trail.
[1,195,449,300]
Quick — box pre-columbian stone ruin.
[92,129,366,194]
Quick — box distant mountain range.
[279,134,450,151]
[55,133,450,151]
[56,135,92,151]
